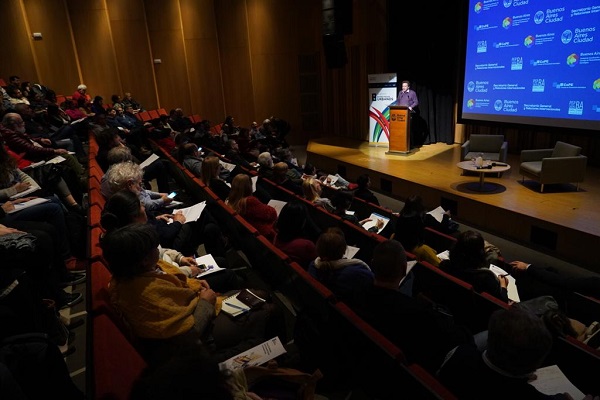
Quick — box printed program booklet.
[219,336,286,371]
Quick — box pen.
[224,302,248,311]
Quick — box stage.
[305,136,600,273]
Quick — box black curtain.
[387,1,463,144]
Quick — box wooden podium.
[386,105,411,155]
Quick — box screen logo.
[524,35,535,47]
[474,2,483,13]
[502,17,512,29]
[534,11,544,24]
[566,53,579,67]
[593,78,600,92]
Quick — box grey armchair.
[461,134,508,163]
[519,141,587,192]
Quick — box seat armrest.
[460,140,471,160]
[541,156,588,181]
[520,148,553,162]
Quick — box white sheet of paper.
[437,250,450,260]
[194,254,225,277]
[427,206,446,223]
[138,153,159,169]
[268,199,287,216]
[171,201,206,223]
[344,245,360,259]
[489,264,520,302]
[529,365,584,399]
[8,197,51,213]
[219,160,237,172]
[9,183,41,199]
[361,212,390,233]
[251,175,258,193]
[45,155,65,164]
[219,336,286,371]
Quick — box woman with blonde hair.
[302,176,334,212]
[226,174,277,240]
[200,155,230,200]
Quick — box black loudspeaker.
[322,0,353,35]
[323,34,347,69]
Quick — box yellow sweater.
[109,260,199,339]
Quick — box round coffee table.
[456,160,511,192]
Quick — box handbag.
[25,163,63,189]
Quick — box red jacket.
[241,196,278,241]
[0,126,56,161]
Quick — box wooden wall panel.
[67,0,121,103]
[0,1,38,84]
[180,0,225,121]
[24,0,80,96]
[246,0,302,137]
[213,0,254,127]
[144,0,191,113]
[106,0,158,110]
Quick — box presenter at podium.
[393,80,419,113]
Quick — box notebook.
[220,289,266,317]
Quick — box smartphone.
[197,146,203,152]
[167,191,177,199]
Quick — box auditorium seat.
[91,313,147,400]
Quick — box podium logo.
[390,114,406,122]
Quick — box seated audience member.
[226,174,277,241]
[0,195,79,286]
[510,260,600,304]
[121,91,144,112]
[177,142,203,177]
[302,176,335,213]
[200,155,231,200]
[395,194,458,235]
[353,174,379,206]
[331,191,383,233]
[14,103,86,162]
[168,108,193,134]
[273,201,320,269]
[0,216,84,310]
[437,306,597,399]
[71,84,91,109]
[101,223,284,365]
[272,162,303,196]
[90,96,106,115]
[235,128,259,162]
[307,227,374,303]
[438,230,510,303]
[224,139,258,170]
[274,147,303,179]
[1,113,86,187]
[95,127,169,192]
[0,142,84,213]
[355,240,473,373]
[105,161,173,213]
[394,194,442,267]
[101,189,239,291]
[110,94,123,110]
[256,151,275,180]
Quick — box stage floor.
[306,136,600,272]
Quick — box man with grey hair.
[257,151,275,180]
